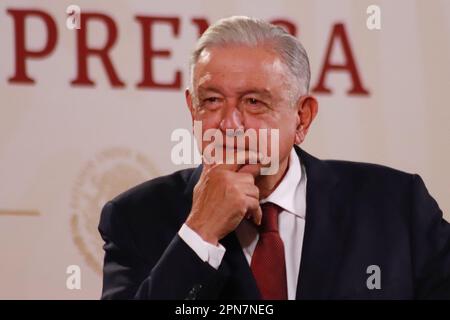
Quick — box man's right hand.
[185,162,262,246]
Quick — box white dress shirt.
[179,147,307,299]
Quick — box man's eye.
[247,98,259,105]
[200,97,222,110]
[205,97,220,103]
[244,98,266,108]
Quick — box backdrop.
[1,0,449,299]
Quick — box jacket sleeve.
[98,201,227,300]
[410,174,450,299]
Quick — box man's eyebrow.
[196,86,273,99]
[238,88,273,99]
[197,85,223,94]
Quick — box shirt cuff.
[178,223,226,269]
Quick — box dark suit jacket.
[98,146,450,299]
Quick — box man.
[99,16,450,299]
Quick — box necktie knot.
[259,202,282,233]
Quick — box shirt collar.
[260,147,304,218]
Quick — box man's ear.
[185,88,195,122]
[294,95,319,144]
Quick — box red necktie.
[250,202,288,300]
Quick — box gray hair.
[189,16,311,102]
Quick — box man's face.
[187,45,302,171]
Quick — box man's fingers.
[200,162,242,180]
[235,150,262,177]
[246,197,262,226]
[208,162,245,173]
[202,149,264,174]
[254,205,262,226]
[243,184,259,200]
[238,164,262,178]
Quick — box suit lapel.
[295,147,350,299]
[219,233,261,299]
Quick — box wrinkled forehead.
[193,46,291,96]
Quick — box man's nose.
[219,105,244,133]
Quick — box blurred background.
[0,0,449,299]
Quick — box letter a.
[366,265,381,290]
[366,5,381,30]
[66,265,81,290]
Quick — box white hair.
[189,16,311,102]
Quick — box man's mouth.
[221,145,245,152]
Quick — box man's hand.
[186,160,262,246]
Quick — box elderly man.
[99,16,450,300]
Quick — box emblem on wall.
[70,147,158,274]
